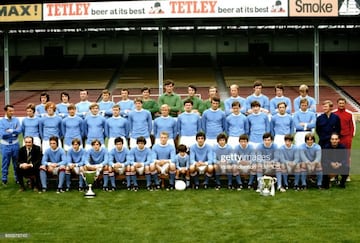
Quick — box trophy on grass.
[82,171,97,198]
[257,175,277,197]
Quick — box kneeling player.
[213,133,233,190]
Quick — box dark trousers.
[16,167,40,189]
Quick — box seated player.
[82,139,109,191]
[127,136,153,191]
[175,144,190,188]
[65,138,86,191]
[189,132,214,189]
[39,136,67,193]
[152,131,176,190]
[108,137,129,191]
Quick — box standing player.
[105,104,129,150]
[65,138,86,191]
[117,88,134,118]
[189,132,214,189]
[270,102,294,147]
[224,84,247,115]
[56,92,70,118]
[153,104,177,146]
[61,104,84,151]
[39,136,67,193]
[202,86,225,112]
[128,98,152,148]
[225,101,249,148]
[269,83,292,115]
[39,102,62,152]
[201,97,226,146]
[35,92,50,117]
[293,84,316,112]
[182,84,203,115]
[76,89,91,119]
[98,89,115,118]
[22,103,41,147]
[108,137,129,190]
[141,87,159,119]
[0,105,22,185]
[316,100,341,148]
[246,80,270,114]
[158,80,182,117]
[293,98,317,146]
[247,101,270,146]
[177,99,201,148]
[83,103,106,150]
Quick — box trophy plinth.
[83,171,97,198]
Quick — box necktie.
[27,149,32,164]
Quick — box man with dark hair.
[141,87,159,119]
[158,80,182,117]
[16,136,42,191]
[36,92,50,117]
[182,84,203,115]
[0,104,22,185]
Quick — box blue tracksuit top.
[0,115,21,144]
[117,100,134,118]
[152,143,176,162]
[270,113,294,136]
[40,115,62,140]
[98,100,115,117]
[42,147,66,166]
[270,96,292,115]
[175,154,190,169]
[256,143,279,163]
[84,147,108,166]
[201,108,226,139]
[299,143,321,162]
[108,147,129,166]
[128,109,152,139]
[246,94,270,112]
[56,103,69,118]
[61,115,84,146]
[177,112,201,136]
[66,147,86,166]
[293,110,316,132]
[278,144,300,163]
[75,101,91,119]
[213,144,234,163]
[84,114,106,144]
[21,116,40,138]
[189,143,214,165]
[233,143,257,164]
[153,116,177,139]
[226,113,249,137]
[105,116,129,138]
[247,112,270,143]
[293,95,316,113]
[224,96,247,115]
[128,146,153,166]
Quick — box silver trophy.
[257,175,277,197]
[82,171,97,198]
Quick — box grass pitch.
[1,125,360,242]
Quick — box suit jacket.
[17,145,42,169]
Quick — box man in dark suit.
[16,136,42,191]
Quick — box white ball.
[175,180,186,190]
